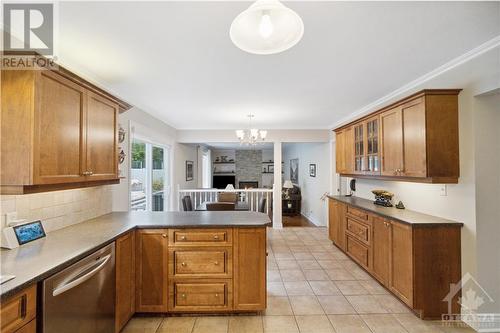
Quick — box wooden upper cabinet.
[33,70,87,185]
[380,106,403,176]
[86,92,119,180]
[334,90,460,183]
[1,68,129,194]
[335,127,354,174]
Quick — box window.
[130,138,169,211]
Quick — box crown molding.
[330,35,500,129]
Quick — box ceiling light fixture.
[230,0,304,55]
[236,114,268,145]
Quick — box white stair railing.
[178,186,273,214]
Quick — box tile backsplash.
[0,186,113,233]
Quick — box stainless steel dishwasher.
[43,243,115,333]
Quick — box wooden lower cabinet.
[132,227,267,317]
[116,232,136,332]
[135,229,169,312]
[389,221,413,306]
[328,199,346,250]
[233,228,267,311]
[0,285,37,333]
[371,216,391,285]
[328,198,462,319]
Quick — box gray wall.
[235,150,262,188]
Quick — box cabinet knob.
[180,236,186,240]
[181,262,186,266]
[181,294,186,298]
[162,234,167,238]
[214,261,219,265]
[215,294,219,297]
[213,235,219,240]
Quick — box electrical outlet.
[440,185,447,196]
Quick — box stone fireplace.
[239,181,259,189]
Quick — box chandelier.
[230,0,304,55]
[235,114,267,145]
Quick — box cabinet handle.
[82,171,90,176]
[162,234,167,238]
[181,262,186,266]
[88,171,93,175]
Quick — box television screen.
[213,175,235,189]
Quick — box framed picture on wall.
[268,165,274,173]
[186,161,194,181]
[290,158,299,184]
[309,164,316,177]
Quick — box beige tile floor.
[123,227,475,333]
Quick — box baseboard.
[301,212,325,227]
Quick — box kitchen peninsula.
[0,211,270,333]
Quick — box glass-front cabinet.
[365,117,380,174]
[354,124,364,173]
[351,117,380,175]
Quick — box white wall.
[175,143,199,193]
[283,143,331,226]
[111,107,177,211]
[473,92,500,314]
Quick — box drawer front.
[169,229,232,246]
[346,235,370,268]
[169,280,233,312]
[346,218,370,244]
[173,250,230,276]
[0,285,36,333]
[347,206,369,221]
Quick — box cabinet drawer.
[172,249,231,277]
[346,218,371,245]
[169,229,232,246]
[347,206,369,221]
[346,235,370,269]
[169,280,233,312]
[0,285,36,333]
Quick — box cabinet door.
[85,92,119,180]
[390,221,413,306]
[335,130,346,173]
[136,229,168,312]
[233,227,266,311]
[353,123,365,174]
[344,127,354,174]
[380,107,404,176]
[116,232,135,332]
[372,216,391,285]
[33,71,86,184]
[365,116,381,174]
[329,199,346,250]
[402,98,427,178]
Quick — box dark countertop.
[0,211,271,300]
[328,195,463,227]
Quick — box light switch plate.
[440,185,448,196]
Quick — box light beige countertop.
[0,211,271,300]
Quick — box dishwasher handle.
[52,254,111,297]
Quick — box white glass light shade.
[250,128,259,138]
[230,0,304,55]
[225,184,235,191]
[236,130,245,139]
[260,130,267,139]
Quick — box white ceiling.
[206,142,274,150]
[57,1,500,129]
